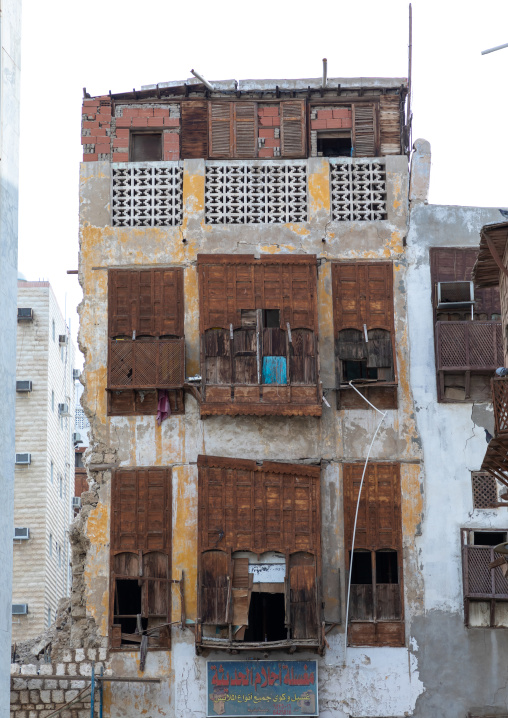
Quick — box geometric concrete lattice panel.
[111,163,183,227]
[205,161,308,224]
[330,159,387,221]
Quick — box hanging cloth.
[157,390,171,425]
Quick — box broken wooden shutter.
[234,103,257,158]
[200,550,229,624]
[353,104,376,157]
[289,552,318,639]
[232,556,252,639]
[280,101,306,157]
[209,102,233,158]
[180,101,208,159]
[155,269,184,336]
[379,95,401,156]
[204,329,232,384]
[109,270,137,337]
[290,329,316,384]
[233,329,257,384]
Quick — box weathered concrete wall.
[0,1,21,717]
[407,203,508,717]
[73,153,432,717]
[13,284,76,642]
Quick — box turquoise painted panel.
[262,356,287,385]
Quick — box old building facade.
[12,282,77,642]
[9,75,508,718]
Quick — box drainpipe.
[322,58,327,88]
[190,69,214,92]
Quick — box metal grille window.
[330,159,387,221]
[472,472,499,509]
[205,162,307,224]
[111,164,183,227]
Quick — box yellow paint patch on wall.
[184,266,200,376]
[382,231,404,257]
[183,169,205,230]
[401,464,423,540]
[308,159,330,217]
[85,367,108,426]
[285,223,310,236]
[172,465,198,621]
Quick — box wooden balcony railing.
[108,338,185,390]
[436,321,503,372]
[482,376,508,486]
[493,376,508,435]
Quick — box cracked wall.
[72,154,430,717]
[407,202,508,717]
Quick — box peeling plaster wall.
[407,203,508,717]
[76,155,429,717]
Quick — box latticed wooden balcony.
[482,377,508,485]
[435,321,503,372]
[107,338,185,390]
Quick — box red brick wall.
[311,106,352,131]
[257,104,281,158]
[81,98,181,162]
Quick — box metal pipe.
[90,664,95,718]
[322,58,327,88]
[481,42,508,55]
[190,69,214,91]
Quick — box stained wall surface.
[407,202,508,717]
[74,154,433,718]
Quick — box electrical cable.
[344,380,387,663]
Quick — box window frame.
[196,455,323,654]
[129,131,163,162]
[461,528,508,628]
[343,462,404,647]
[109,467,172,652]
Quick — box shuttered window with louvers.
[181,101,209,159]
[209,102,233,158]
[353,104,377,157]
[110,467,172,650]
[280,101,306,158]
[234,103,257,158]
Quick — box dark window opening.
[473,531,507,546]
[114,579,148,645]
[130,133,162,162]
[343,360,378,382]
[317,133,352,157]
[376,550,398,584]
[263,309,280,329]
[350,551,372,584]
[437,281,473,307]
[243,592,286,642]
[75,452,84,468]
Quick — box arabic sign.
[207,660,318,717]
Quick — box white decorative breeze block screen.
[112,164,183,227]
[330,159,387,221]
[205,162,307,224]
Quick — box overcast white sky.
[17,0,508,367]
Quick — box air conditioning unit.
[15,453,31,465]
[72,497,82,509]
[16,380,32,392]
[17,308,33,322]
[58,403,71,417]
[12,604,28,615]
[437,281,474,309]
[59,334,68,345]
[73,369,81,380]
[72,432,82,444]
[13,527,30,540]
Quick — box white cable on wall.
[344,380,388,663]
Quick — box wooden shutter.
[280,101,306,157]
[180,101,208,159]
[379,95,401,156]
[109,268,184,339]
[200,550,229,624]
[332,262,394,334]
[109,270,137,337]
[209,102,233,158]
[111,467,171,552]
[343,463,402,551]
[353,103,376,157]
[234,103,257,158]
[290,552,318,639]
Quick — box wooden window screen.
[198,255,320,415]
[352,104,377,157]
[472,472,499,509]
[280,101,306,157]
[196,455,322,649]
[332,262,396,397]
[110,467,172,650]
[180,101,208,159]
[343,463,404,647]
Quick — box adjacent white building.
[12,281,77,643]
